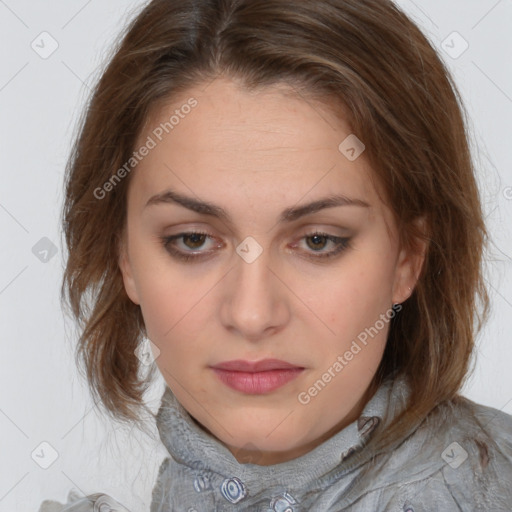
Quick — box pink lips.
[210,359,304,394]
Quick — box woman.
[39,0,512,510]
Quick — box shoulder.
[38,490,131,512]
[432,394,512,470]
[374,395,512,510]
[435,396,512,501]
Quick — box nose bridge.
[220,238,288,339]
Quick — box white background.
[0,0,511,510]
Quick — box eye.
[160,231,222,262]
[293,232,351,259]
[160,230,352,263]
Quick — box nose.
[219,245,291,342]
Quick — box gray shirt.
[38,375,512,511]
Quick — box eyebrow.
[144,188,371,223]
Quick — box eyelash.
[160,231,352,262]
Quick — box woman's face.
[119,76,423,465]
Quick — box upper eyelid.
[164,224,351,238]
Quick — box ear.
[392,216,429,304]
[117,232,141,305]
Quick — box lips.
[211,359,303,372]
[210,359,305,394]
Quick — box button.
[191,460,212,492]
[270,491,297,512]
[220,477,247,503]
[193,474,211,492]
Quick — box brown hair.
[61,0,489,449]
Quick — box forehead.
[129,77,381,216]
[145,77,353,154]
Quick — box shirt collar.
[154,373,411,501]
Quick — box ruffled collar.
[154,373,411,505]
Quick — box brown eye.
[293,232,352,260]
[160,231,222,262]
[305,234,328,251]
[182,233,207,249]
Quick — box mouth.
[210,359,305,394]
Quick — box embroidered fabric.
[38,375,512,511]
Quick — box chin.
[224,423,310,454]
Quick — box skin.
[118,76,426,466]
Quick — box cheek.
[138,282,206,381]
[133,261,194,342]
[134,264,219,369]
[315,254,396,338]
[129,238,201,334]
